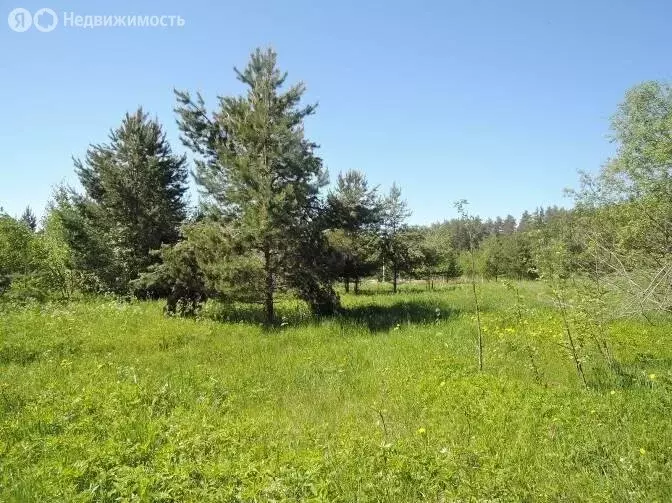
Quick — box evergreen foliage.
[174,48,339,323]
[55,109,188,294]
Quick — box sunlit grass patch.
[1,281,671,501]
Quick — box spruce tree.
[60,108,188,293]
[20,206,37,232]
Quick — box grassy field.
[1,281,671,502]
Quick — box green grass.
[1,281,671,501]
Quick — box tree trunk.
[344,278,350,293]
[264,247,274,326]
[393,266,398,294]
[354,277,360,295]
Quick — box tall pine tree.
[175,48,339,323]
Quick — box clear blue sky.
[2,0,671,225]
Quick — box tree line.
[2,49,671,321]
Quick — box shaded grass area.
[1,282,672,501]
[206,296,461,333]
[204,281,522,331]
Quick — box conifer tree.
[326,170,382,293]
[20,206,37,232]
[502,214,517,235]
[380,183,411,293]
[175,48,339,323]
[518,210,533,232]
[58,109,188,293]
